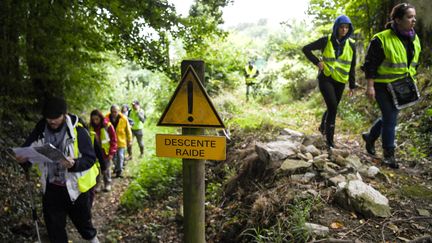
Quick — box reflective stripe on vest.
[90,125,110,154]
[322,35,354,84]
[74,123,99,193]
[374,29,421,83]
[245,65,258,84]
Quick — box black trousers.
[43,183,97,243]
[318,74,345,142]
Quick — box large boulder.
[334,180,391,218]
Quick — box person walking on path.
[121,104,134,161]
[302,15,357,149]
[106,105,132,178]
[15,96,100,243]
[90,109,117,192]
[361,3,421,169]
[130,100,146,158]
[244,60,260,101]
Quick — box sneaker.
[94,184,102,193]
[104,184,112,192]
[89,236,100,243]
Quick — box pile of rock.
[253,128,392,236]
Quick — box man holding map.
[14,96,100,243]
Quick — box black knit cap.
[42,97,67,119]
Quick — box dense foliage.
[0,0,230,136]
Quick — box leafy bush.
[281,64,317,100]
[120,157,182,211]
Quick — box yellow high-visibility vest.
[322,35,355,83]
[245,65,258,84]
[373,29,421,83]
[89,124,111,155]
[75,123,99,193]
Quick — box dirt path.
[67,165,133,242]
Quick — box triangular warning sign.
[158,66,225,128]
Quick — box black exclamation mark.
[187,81,194,122]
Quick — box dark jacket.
[22,114,96,172]
[302,15,357,89]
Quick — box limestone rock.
[290,172,316,183]
[366,166,380,178]
[331,148,350,158]
[297,153,309,161]
[255,141,300,164]
[279,159,312,174]
[304,145,321,157]
[335,180,391,218]
[303,134,326,148]
[333,155,347,167]
[329,175,346,186]
[345,155,364,170]
[304,222,329,237]
[280,128,305,143]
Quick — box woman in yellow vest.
[90,109,117,192]
[302,15,356,149]
[362,3,420,169]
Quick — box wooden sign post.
[182,60,205,243]
[157,60,226,243]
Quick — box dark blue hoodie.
[332,15,354,57]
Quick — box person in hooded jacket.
[302,15,357,149]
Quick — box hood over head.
[332,15,354,42]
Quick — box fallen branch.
[308,238,358,243]
[339,219,370,239]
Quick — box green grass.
[120,118,182,211]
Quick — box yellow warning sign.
[156,134,226,160]
[158,66,225,128]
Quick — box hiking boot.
[318,125,325,136]
[362,132,376,155]
[319,111,327,135]
[326,125,335,149]
[382,148,399,169]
